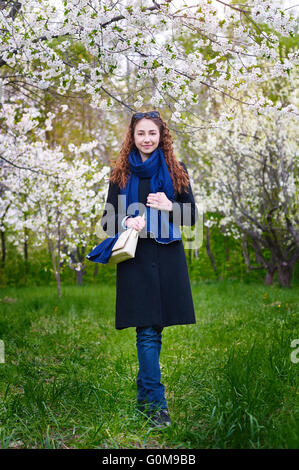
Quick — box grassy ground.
[0,280,298,449]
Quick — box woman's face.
[133,118,160,161]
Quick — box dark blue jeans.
[136,326,168,411]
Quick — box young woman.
[96,111,197,428]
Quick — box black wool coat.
[100,161,198,330]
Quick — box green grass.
[0,280,298,449]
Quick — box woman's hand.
[125,215,146,232]
[146,192,173,212]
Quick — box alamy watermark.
[290,339,299,364]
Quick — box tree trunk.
[277,261,292,287]
[55,270,62,298]
[263,257,277,285]
[24,238,28,262]
[76,268,83,285]
[65,246,87,285]
[264,269,276,285]
[23,218,29,261]
[1,230,5,266]
[48,239,62,298]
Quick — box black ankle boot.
[147,409,171,428]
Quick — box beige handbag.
[107,213,145,265]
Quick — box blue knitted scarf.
[86,146,181,264]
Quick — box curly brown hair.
[109,113,190,195]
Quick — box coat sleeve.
[168,161,198,226]
[100,177,128,236]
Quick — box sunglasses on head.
[132,111,160,120]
